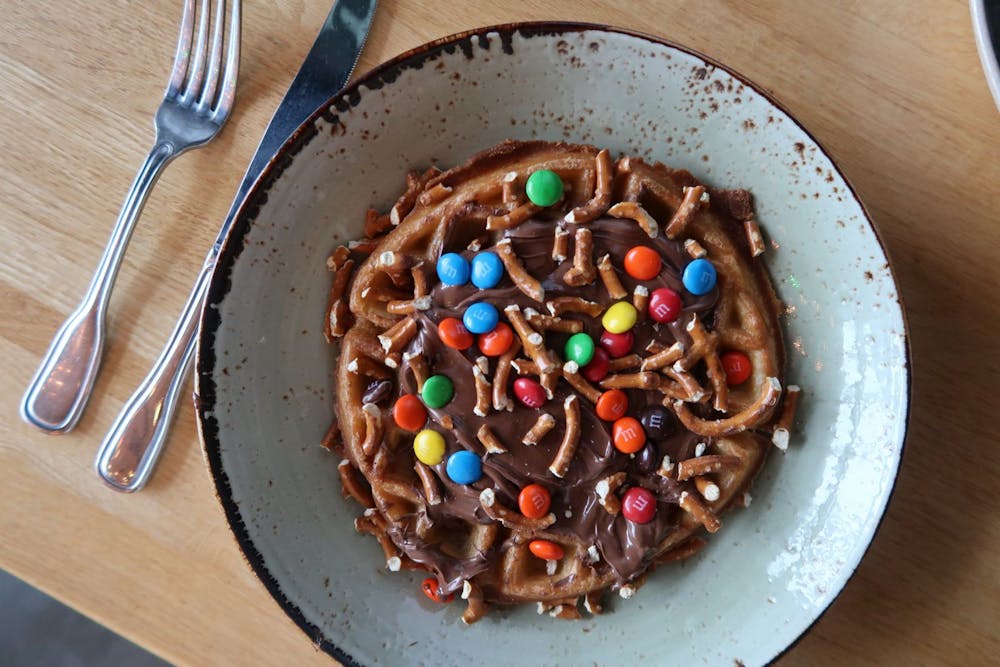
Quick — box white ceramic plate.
[971,0,1000,110]
[196,24,909,666]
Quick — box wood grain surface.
[2,1,998,665]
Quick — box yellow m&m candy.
[601,301,638,334]
[413,429,446,466]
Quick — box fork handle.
[21,141,177,433]
[95,258,211,491]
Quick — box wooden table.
[2,1,998,664]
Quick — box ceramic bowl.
[971,0,1000,110]
[196,23,909,666]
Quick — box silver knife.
[95,0,378,492]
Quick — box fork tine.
[182,0,211,101]
[166,0,196,97]
[198,0,226,108]
[212,0,241,118]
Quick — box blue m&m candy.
[470,252,504,289]
[446,450,482,485]
[437,252,470,286]
[463,302,499,334]
[682,258,717,295]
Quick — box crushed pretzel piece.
[607,201,659,238]
[584,591,604,615]
[487,201,541,230]
[525,307,583,334]
[600,372,660,390]
[347,355,391,380]
[403,351,429,391]
[364,208,393,238]
[414,461,442,506]
[595,471,627,515]
[657,454,675,479]
[378,315,418,354]
[632,285,649,321]
[563,228,597,286]
[522,413,556,445]
[565,149,612,223]
[493,337,522,411]
[772,385,801,451]
[355,513,401,570]
[348,238,379,253]
[676,455,741,481]
[338,459,374,508]
[684,238,708,258]
[496,238,545,302]
[665,185,706,239]
[472,365,493,417]
[477,424,508,454]
[386,295,432,315]
[549,395,581,478]
[552,225,571,262]
[502,170,519,204]
[547,296,603,317]
[562,361,602,402]
[674,377,782,436]
[597,254,628,300]
[417,182,452,206]
[679,490,721,533]
[745,218,766,257]
[460,580,489,625]
[505,305,558,373]
[541,369,560,399]
[390,170,425,225]
[479,488,556,530]
[360,403,383,457]
[324,248,356,340]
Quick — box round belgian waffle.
[323,140,793,623]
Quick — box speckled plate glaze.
[196,23,909,667]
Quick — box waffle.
[323,140,794,623]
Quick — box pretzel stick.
[562,361,601,403]
[414,461,442,506]
[684,238,707,258]
[607,201,659,238]
[355,512,401,568]
[403,351,429,391]
[679,490,721,533]
[565,149,612,223]
[473,366,493,417]
[505,305,558,372]
[364,208,393,238]
[552,225,571,262]
[496,238,545,302]
[384,351,401,369]
[338,460,375,508]
[547,296,603,317]
[390,170,425,225]
[663,363,707,402]
[348,238,379,254]
[479,488,555,530]
[511,358,540,376]
[657,454,675,479]
[347,355,392,380]
[475,355,489,374]
[679,315,729,412]
[583,591,604,615]
[493,338,522,411]
[549,395,581,478]
[378,315,418,354]
[597,254,628,300]
[522,413,556,445]
[460,580,489,625]
[525,308,583,334]
[771,385,801,451]
[501,171,519,204]
[595,472,627,515]
[607,354,642,372]
[487,202,541,230]
[600,372,660,390]
[541,369,560,399]
[417,182,452,206]
[645,340,666,355]
[360,403,384,457]
[632,285,649,322]
[563,228,597,286]
[655,537,707,564]
[744,218,766,257]
[386,295,431,315]
[411,262,429,298]
[320,419,340,450]
[324,248,355,340]
[376,250,412,288]
[676,455,742,481]
[641,341,686,371]
[664,185,706,239]
[673,377,782,436]
[694,476,721,502]
[477,424,508,454]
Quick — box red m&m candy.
[621,487,657,524]
[624,246,662,280]
[513,377,547,408]
[581,347,610,382]
[518,484,551,519]
[648,287,683,323]
[599,330,634,358]
[438,317,473,350]
[392,394,427,431]
[612,416,646,453]
[721,351,752,386]
[478,322,514,356]
[596,389,628,422]
[421,577,454,603]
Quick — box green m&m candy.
[421,374,454,409]
[525,169,564,207]
[564,332,596,366]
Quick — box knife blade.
[95,0,379,492]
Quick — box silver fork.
[21,0,241,433]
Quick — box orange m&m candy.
[478,322,514,357]
[624,246,661,280]
[393,394,427,431]
[421,577,454,603]
[528,539,565,561]
[612,416,646,453]
[595,389,628,422]
[437,317,473,350]
[518,484,551,519]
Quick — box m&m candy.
[624,246,661,280]
[721,351,752,386]
[528,539,565,561]
[421,375,454,408]
[599,330,634,358]
[602,302,637,334]
[621,487,657,524]
[446,450,483,485]
[525,169,564,207]
[436,252,470,286]
[513,377,546,408]
[682,258,717,295]
[413,429,446,465]
[581,347,610,382]
[612,416,646,453]
[638,405,674,442]
[470,252,504,289]
[518,484,551,519]
[635,444,658,473]
[393,394,427,431]
[463,302,499,335]
[648,287,683,323]
[595,389,628,421]
[478,322,514,356]
[564,332,595,366]
[438,317,473,350]
[421,577,454,603]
